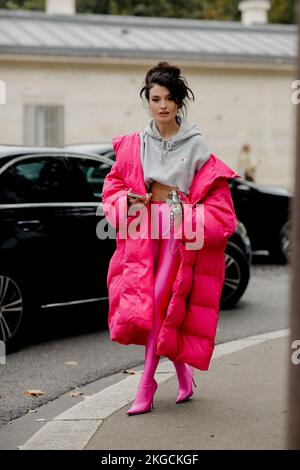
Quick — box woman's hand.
[149,181,178,202]
[127,189,153,206]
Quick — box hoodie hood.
[142,116,204,160]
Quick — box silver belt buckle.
[166,190,182,225]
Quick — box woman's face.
[148,84,178,125]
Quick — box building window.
[24,104,64,146]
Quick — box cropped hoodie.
[140,116,212,195]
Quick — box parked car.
[228,178,292,263]
[0,145,251,351]
[66,143,291,263]
[0,145,115,351]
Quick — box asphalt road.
[0,263,291,428]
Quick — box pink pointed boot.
[127,320,160,416]
[126,378,158,415]
[174,362,197,404]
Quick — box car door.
[0,154,76,306]
[62,154,115,300]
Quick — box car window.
[12,157,77,203]
[0,166,26,204]
[69,158,111,200]
[15,161,45,182]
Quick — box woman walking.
[102,61,240,415]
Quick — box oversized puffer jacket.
[102,132,240,370]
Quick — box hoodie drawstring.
[160,139,174,159]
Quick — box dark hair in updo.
[140,61,195,122]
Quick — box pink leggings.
[141,201,186,384]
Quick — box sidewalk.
[20,331,289,451]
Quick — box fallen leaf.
[23,390,44,398]
[36,418,46,423]
[28,409,37,413]
[65,361,78,366]
[121,369,137,375]
[67,391,83,398]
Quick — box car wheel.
[279,220,291,263]
[268,220,291,264]
[0,274,25,352]
[220,242,250,309]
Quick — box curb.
[20,328,290,450]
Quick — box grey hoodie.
[140,116,211,195]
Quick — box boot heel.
[175,364,197,404]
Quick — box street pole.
[288,0,300,450]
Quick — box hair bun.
[155,61,180,79]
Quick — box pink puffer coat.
[102,132,241,370]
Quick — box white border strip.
[20,329,290,450]
[212,328,290,358]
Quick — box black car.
[228,178,292,263]
[0,146,251,350]
[67,143,291,262]
[0,146,116,350]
